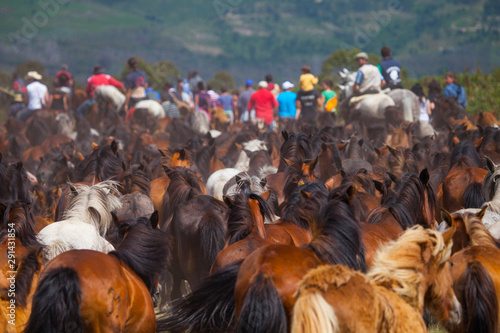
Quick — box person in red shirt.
[247,81,279,128]
[77,65,124,118]
[55,64,74,94]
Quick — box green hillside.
[0,0,499,84]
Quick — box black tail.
[463,182,485,208]
[236,272,287,333]
[156,260,242,333]
[459,261,499,333]
[199,210,227,275]
[24,267,84,333]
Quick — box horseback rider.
[443,71,467,109]
[378,46,403,90]
[353,52,386,96]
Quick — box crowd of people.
[7,48,468,128]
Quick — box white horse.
[206,168,241,199]
[189,110,210,135]
[338,69,395,119]
[37,180,122,261]
[234,139,268,171]
[94,85,126,113]
[387,89,420,122]
[134,99,166,118]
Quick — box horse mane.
[75,143,123,182]
[341,169,375,195]
[118,164,151,196]
[227,192,274,245]
[195,144,215,181]
[13,244,45,308]
[305,193,366,272]
[368,226,451,310]
[450,140,482,170]
[6,162,30,202]
[278,131,313,172]
[224,173,267,198]
[1,201,40,248]
[281,181,328,229]
[62,180,122,236]
[26,115,53,146]
[369,173,435,229]
[110,223,169,296]
[460,211,500,249]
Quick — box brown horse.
[0,234,44,333]
[363,169,436,266]
[232,194,366,332]
[440,208,500,333]
[292,226,461,333]
[25,218,168,333]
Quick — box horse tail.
[463,182,485,208]
[292,289,337,333]
[236,271,287,333]
[199,210,226,272]
[24,267,84,333]
[459,260,498,333]
[156,260,242,332]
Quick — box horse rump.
[463,182,485,209]
[456,260,498,333]
[24,267,84,333]
[156,260,242,333]
[236,271,287,333]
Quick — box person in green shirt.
[319,79,337,112]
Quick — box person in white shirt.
[20,71,48,121]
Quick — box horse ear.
[162,165,171,175]
[16,161,23,169]
[260,190,271,201]
[309,156,319,171]
[321,142,328,152]
[121,161,127,172]
[337,142,347,151]
[477,206,487,221]
[441,209,453,227]
[419,169,430,186]
[358,139,364,147]
[386,145,397,157]
[260,178,267,188]
[68,183,78,196]
[452,136,460,147]
[325,177,336,191]
[387,172,398,184]
[374,147,381,157]
[223,195,233,207]
[412,143,420,154]
[235,143,243,150]
[179,149,186,160]
[158,149,167,157]
[281,157,294,167]
[281,130,289,141]
[111,140,118,155]
[374,180,385,195]
[91,142,99,150]
[340,169,347,179]
[76,152,85,161]
[150,211,159,229]
[299,190,311,200]
[111,212,120,228]
[235,175,242,183]
[442,221,456,248]
[485,156,496,174]
[474,137,483,150]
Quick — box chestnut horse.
[292,226,461,333]
[232,193,366,332]
[25,219,168,333]
[440,208,500,333]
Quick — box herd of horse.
[0,83,500,333]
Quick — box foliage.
[206,71,236,92]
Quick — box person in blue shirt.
[443,71,467,109]
[277,81,297,121]
[218,85,234,124]
[378,46,403,90]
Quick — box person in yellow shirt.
[299,65,318,92]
